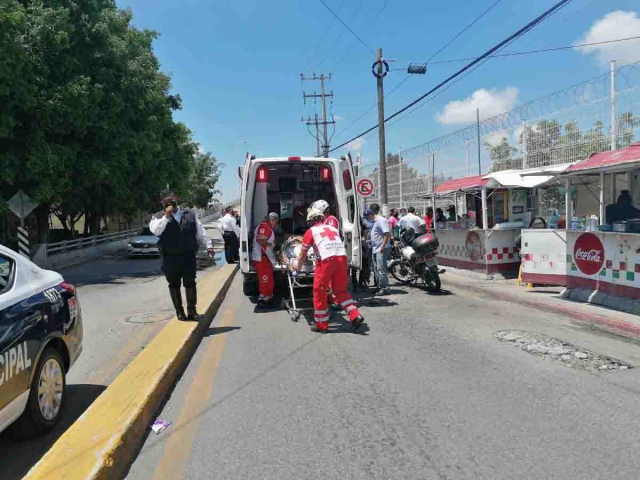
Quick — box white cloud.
[484,130,509,147]
[198,145,206,154]
[577,11,640,65]
[436,87,519,125]
[346,137,365,152]
[333,115,344,121]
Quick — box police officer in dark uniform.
[150,196,214,320]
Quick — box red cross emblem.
[319,227,339,241]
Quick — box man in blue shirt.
[367,203,391,296]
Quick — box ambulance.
[239,155,362,295]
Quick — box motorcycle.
[388,228,443,292]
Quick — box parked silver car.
[128,227,160,257]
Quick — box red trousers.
[313,256,361,330]
[253,258,274,298]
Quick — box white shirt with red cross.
[301,224,346,261]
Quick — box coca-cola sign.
[573,233,605,276]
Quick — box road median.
[24,264,238,480]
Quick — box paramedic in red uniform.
[253,212,279,309]
[295,209,365,333]
[310,200,339,229]
[311,199,339,301]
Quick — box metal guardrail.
[47,229,139,256]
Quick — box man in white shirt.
[150,196,214,320]
[399,206,427,235]
[219,206,240,264]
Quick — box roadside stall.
[521,144,640,301]
[424,168,564,276]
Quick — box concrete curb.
[24,264,239,480]
[447,276,640,340]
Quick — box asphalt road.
[0,223,224,480]
[125,272,640,480]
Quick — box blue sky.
[117,0,640,202]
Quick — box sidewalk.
[443,268,640,341]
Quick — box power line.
[306,0,342,67]
[329,0,574,153]
[332,75,412,141]
[426,36,640,64]
[316,0,366,68]
[332,0,395,69]
[317,0,375,56]
[331,0,505,142]
[426,0,504,63]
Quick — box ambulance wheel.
[10,347,66,439]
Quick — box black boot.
[169,287,186,320]
[186,287,199,320]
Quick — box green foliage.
[0,0,220,238]
[485,137,521,172]
[182,150,223,209]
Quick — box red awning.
[434,174,489,195]
[566,143,640,173]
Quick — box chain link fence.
[354,61,640,214]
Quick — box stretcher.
[279,236,316,323]
[282,269,315,323]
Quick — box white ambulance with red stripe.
[239,155,362,295]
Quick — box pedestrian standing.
[388,209,400,240]
[253,212,279,309]
[150,196,214,320]
[295,209,365,333]
[368,203,391,296]
[424,207,434,232]
[233,210,241,261]
[219,207,240,264]
[399,206,427,235]
[359,210,375,289]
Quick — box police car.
[0,244,83,438]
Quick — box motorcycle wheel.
[389,260,416,285]
[423,270,442,292]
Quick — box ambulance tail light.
[320,166,332,182]
[288,156,301,162]
[256,166,268,183]
[342,169,352,190]
[60,282,76,295]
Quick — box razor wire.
[354,61,640,213]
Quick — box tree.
[485,137,521,172]
[183,151,223,209]
[0,0,207,242]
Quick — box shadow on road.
[0,383,107,480]
[204,326,241,337]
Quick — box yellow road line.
[23,264,238,480]
[151,300,238,480]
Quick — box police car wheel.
[10,347,66,439]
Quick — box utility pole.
[375,48,389,216]
[476,108,482,175]
[302,114,322,157]
[301,73,335,157]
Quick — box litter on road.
[151,419,172,435]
